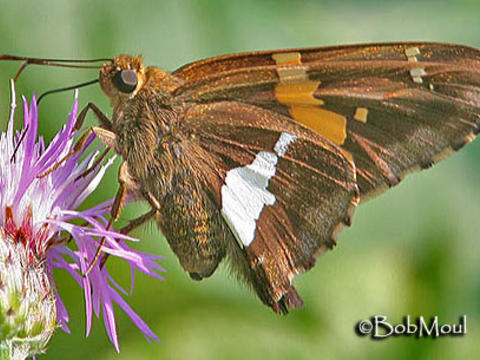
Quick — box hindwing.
[185,101,358,313]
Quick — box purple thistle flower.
[0,81,164,357]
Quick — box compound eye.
[113,69,138,93]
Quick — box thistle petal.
[0,81,164,357]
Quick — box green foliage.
[1,0,480,359]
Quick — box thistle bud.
[0,230,56,359]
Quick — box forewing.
[174,42,480,198]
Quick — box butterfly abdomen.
[156,158,228,280]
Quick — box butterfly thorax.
[99,55,190,198]
[115,89,190,195]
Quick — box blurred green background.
[1,0,480,359]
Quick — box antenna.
[37,79,100,104]
[0,55,112,81]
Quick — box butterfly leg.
[97,169,161,269]
[84,161,131,275]
[75,147,110,180]
[98,209,157,267]
[118,208,157,235]
[75,102,113,131]
[38,102,115,178]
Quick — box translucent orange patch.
[289,106,347,145]
[353,107,368,123]
[405,46,420,62]
[272,52,302,66]
[276,67,308,82]
[275,82,324,106]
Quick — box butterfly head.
[99,54,146,106]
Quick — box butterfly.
[5,42,480,313]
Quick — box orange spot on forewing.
[275,82,324,106]
[354,107,368,123]
[276,67,308,83]
[272,52,302,65]
[289,106,347,145]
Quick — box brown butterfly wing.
[174,42,480,198]
[171,42,480,312]
[184,101,358,313]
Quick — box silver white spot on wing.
[410,68,427,83]
[274,132,297,156]
[405,47,427,83]
[405,46,420,62]
[221,132,297,248]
